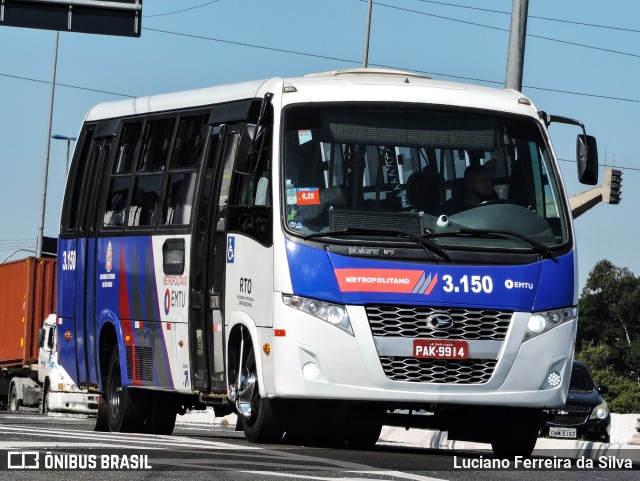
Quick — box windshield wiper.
[303,226,449,260]
[424,227,554,259]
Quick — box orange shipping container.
[0,257,56,367]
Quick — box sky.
[0,0,638,291]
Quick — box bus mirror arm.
[539,111,598,185]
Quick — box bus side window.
[63,126,95,234]
[160,114,208,226]
[228,126,272,245]
[103,122,142,229]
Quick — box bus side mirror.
[48,327,56,350]
[577,134,598,185]
[234,123,259,176]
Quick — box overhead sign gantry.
[0,0,142,37]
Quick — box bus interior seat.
[406,170,441,215]
[103,210,124,227]
[254,176,269,206]
[127,206,144,226]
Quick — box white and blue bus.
[56,69,598,458]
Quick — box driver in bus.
[443,164,498,215]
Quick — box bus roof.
[85,68,538,122]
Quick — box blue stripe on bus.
[286,239,575,311]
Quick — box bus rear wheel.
[236,344,285,444]
[145,393,177,435]
[106,347,146,433]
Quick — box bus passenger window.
[171,115,208,169]
[114,123,142,174]
[103,177,130,227]
[139,118,174,173]
[128,174,163,226]
[161,173,197,225]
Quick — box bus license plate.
[549,427,577,439]
[413,340,468,359]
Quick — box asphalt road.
[0,412,637,481]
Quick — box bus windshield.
[282,105,569,251]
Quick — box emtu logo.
[164,289,171,315]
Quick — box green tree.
[579,343,640,413]
[578,260,640,382]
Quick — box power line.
[144,0,222,18]
[0,71,135,98]
[558,158,639,173]
[365,1,640,60]
[1,28,639,106]
[145,27,640,105]
[409,0,640,34]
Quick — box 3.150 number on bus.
[442,274,493,294]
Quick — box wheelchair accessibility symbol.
[227,236,235,263]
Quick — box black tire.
[94,396,109,432]
[145,393,177,435]
[239,347,285,444]
[491,410,541,460]
[42,387,50,414]
[105,347,147,433]
[8,386,19,412]
[345,419,382,450]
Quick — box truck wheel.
[236,344,285,443]
[8,386,19,412]
[105,347,146,433]
[42,388,50,414]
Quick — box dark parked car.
[541,360,611,443]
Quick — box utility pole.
[36,31,59,258]
[363,0,373,68]
[505,0,529,91]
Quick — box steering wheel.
[477,199,508,207]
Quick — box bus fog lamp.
[302,362,319,380]
[547,372,561,388]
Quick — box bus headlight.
[282,294,353,336]
[524,307,577,341]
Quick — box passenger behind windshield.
[443,164,498,216]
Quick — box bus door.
[75,121,119,387]
[189,124,238,393]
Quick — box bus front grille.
[366,305,512,340]
[379,357,496,384]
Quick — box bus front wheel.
[491,409,542,459]
[236,343,285,443]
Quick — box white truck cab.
[37,314,100,414]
